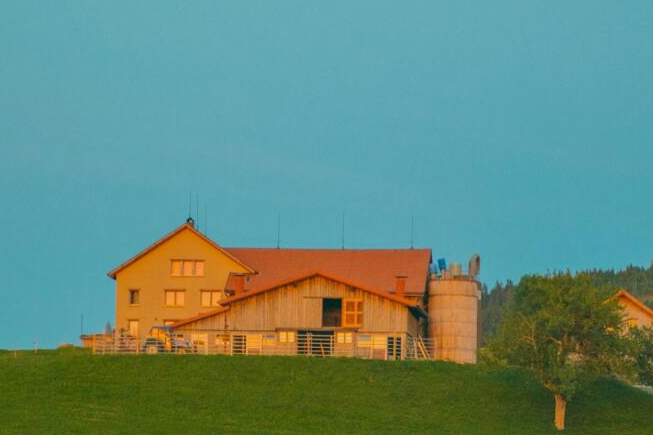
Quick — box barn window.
[343,299,363,327]
[278,331,295,343]
[322,298,342,327]
[336,332,352,344]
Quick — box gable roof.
[616,289,653,319]
[171,271,426,329]
[107,222,255,279]
[221,270,424,311]
[223,247,431,296]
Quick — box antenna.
[188,190,192,220]
[204,205,207,235]
[276,213,280,249]
[410,213,414,249]
[80,313,84,337]
[196,195,199,229]
[341,213,345,249]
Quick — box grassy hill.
[1,349,651,435]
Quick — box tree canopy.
[488,273,629,430]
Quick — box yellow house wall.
[113,228,250,337]
[619,296,653,328]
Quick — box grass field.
[0,348,651,434]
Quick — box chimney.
[234,274,245,295]
[395,276,407,298]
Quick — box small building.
[616,289,653,328]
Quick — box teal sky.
[2,2,653,348]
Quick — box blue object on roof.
[437,258,447,272]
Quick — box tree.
[488,273,628,431]
[626,326,653,386]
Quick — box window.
[201,290,222,307]
[278,331,295,343]
[336,332,352,344]
[322,298,342,327]
[343,299,363,327]
[165,290,185,307]
[356,334,371,347]
[129,289,140,305]
[170,260,205,277]
[263,334,276,346]
[128,320,139,336]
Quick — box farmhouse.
[106,219,482,362]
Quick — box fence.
[91,330,437,361]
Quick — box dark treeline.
[479,260,653,346]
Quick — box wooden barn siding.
[182,276,417,334]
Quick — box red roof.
[224,247,431,296]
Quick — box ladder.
[416,336,430,360]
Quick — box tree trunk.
[554,393,567,430]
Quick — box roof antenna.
[276,213,281,249]
[196,195,200,229]
[341,213,345,250]
[410,213,414,249]
[186,190,195,226]
[188,190,192,220]
[204,205,207,235]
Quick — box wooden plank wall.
[181,275,418,335]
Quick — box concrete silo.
[428,260,481,364]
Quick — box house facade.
[107,219,482,362]
[107,219,254,336]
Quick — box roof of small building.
[224,247,431,296]
[616,289,653,319]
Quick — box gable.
[173,274,422,331]
[173,271,425,330]
[107,222,254,280]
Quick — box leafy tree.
[625,326,653,386]
[488,273,629,430]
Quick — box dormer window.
[171,260,205,277]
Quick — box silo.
[428,277,480,364]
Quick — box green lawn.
[0,348,651,434]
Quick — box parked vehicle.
[141,325,190,354]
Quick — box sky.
[1,1,653,348]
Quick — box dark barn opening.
[322,298,342,327]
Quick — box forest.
[479,260,653,346]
